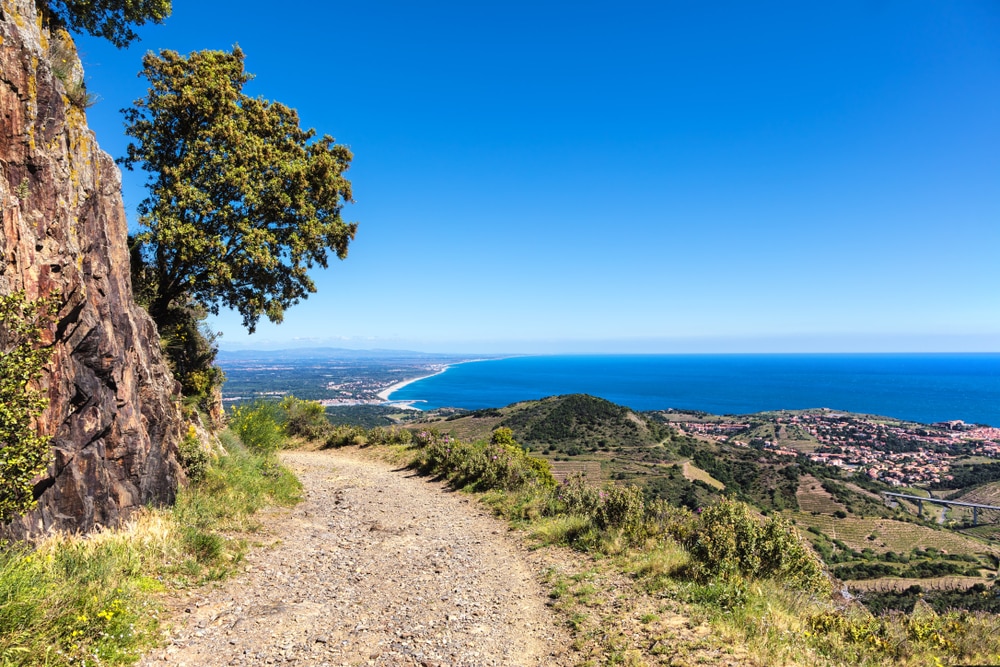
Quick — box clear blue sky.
[75,1,1000,353]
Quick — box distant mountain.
[216,347,479,363]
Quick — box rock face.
[0,0,184,535]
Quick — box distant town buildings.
[678,412,1000,488]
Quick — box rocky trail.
[140,449,574,666]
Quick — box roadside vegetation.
[0,404,300,666]
[292,398,1000,667]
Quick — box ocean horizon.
[387,353,1000,427]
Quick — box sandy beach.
[376,365,451,402]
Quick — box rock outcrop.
[0,0,184,535]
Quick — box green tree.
[0,292,58,522]
[121,47,357,336]
[44,0,171,48]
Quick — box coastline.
[377,365,452,402]
[377,357,506,404]
[372,354,998,426]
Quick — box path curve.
[140,449,572,666]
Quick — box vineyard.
[796,474,847,514]
[549,460,603,483]
[847,576,985,593]
[788,513,1000,557]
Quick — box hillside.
[421,393,670,454]
[407,394,1000,602]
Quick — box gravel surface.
[140,449,573,667]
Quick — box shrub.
[555,474,602,517]
[325,425,367,448]
[176,424,210,481]
[366,426,412,447]
[553,474,647,540]
[228,401,284,454]
[0,291,58,522]
[415,431,554,493]
[280,396,331,440]
[685,499,830,594]
[593,483,646,535]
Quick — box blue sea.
[388,354,1000,426]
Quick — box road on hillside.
[139,449,572,666]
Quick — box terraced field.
[847,576,985,593]
[796,475,846,514]
[956,481,1000,506]
[549,460,603,483]
[787,513,1000,557]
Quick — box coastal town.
[216,351,467,407]
[678,412,1000,487]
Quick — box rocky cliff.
[0,0,184,535]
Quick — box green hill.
[416,393,673,456]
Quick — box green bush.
[554,474,646,536]
[325,424,368,448]
[176,424,210,482]
[684,499,829,594]
[416,431,555,493]
[367,426,414,447]
[593,483,646,535]
[280,396,331,440]
[228,401,284,454]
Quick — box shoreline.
[377,357,504,404]
[376,365,452,402]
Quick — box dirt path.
[140,450,572,667]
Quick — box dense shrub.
[325,425,368,448]
[684,499,830,594]
[416,429,555,493]
[280,396,331,440]
[228,401,284,454]
[177,424,210,481]
[366,426,413,447]
[555,474,646,536]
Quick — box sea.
[387,354,1000,427]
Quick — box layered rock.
[0,0,184,535]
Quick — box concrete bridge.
[882,491,1000,526]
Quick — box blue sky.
[75,1,1000,353]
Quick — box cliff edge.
[0,0,184,535]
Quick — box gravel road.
[140,449,573,667]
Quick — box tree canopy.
[45,0,171,47]
[121,47,357,335]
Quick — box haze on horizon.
[76,1,1000,355]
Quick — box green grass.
[0,429,300,666]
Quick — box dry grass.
[682,460,725,489]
